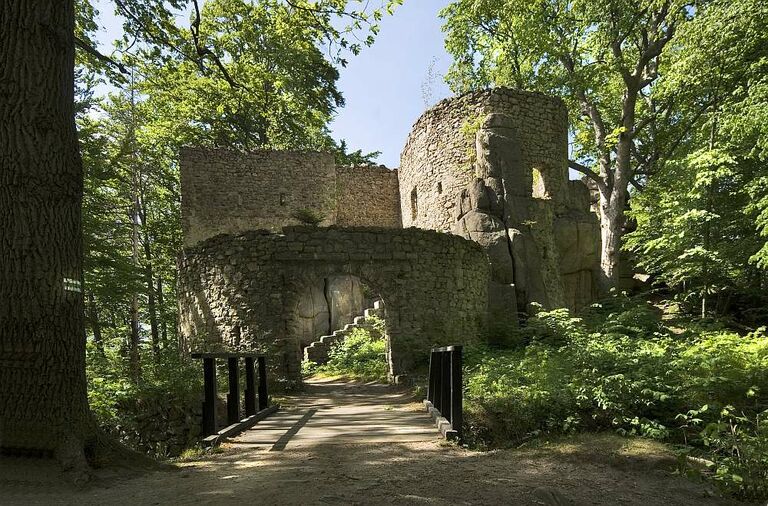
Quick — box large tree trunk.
[0,0,93,466]
[596,91,636,293]
[128,145,142,380]
[157,276,168,347]
[129,205,142,381]
[598,195,625,290]
[144,232,160,361]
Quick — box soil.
[0,379,752,505]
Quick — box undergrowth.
[87,342,203,459]
[463,294,768,500]
[304,316,388,382]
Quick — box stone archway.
[177,226,490,383]
[290,273,370,350]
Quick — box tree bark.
[127,83,142,381]
[0,0,93,465]
[157,276,167,348]
[129,187,142,381]
[143,226,160,361]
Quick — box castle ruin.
[177,88,601,382]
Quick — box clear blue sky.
[92,1,454,168]
[328,1,454,167]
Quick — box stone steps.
[304,301,383,364]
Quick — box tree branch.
[75,36,128,74]
[189,0,244,90]
[569,159,607,193]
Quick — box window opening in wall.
[437,181,443,194]
[532,168,549,199]
[232,325,241,347]
[410,187,418,221]
[279,193,286,206]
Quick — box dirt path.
[1,379,746,505]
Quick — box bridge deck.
[230,377,438,448]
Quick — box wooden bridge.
[189,346,464,450]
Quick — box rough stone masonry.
[178,87,602,382]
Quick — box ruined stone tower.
[400,88,600,326]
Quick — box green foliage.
[464,297,768,499]
[333,139,381,166]
[87,339,203,458]
[626,148,767,321]
[314,319,389,382]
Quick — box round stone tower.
[399,88,569,231]
[399,88,599,324]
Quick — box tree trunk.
[0,0,93,466]
[129,200,141,381]
[143,231,159,361]
[157,276,167,348]
[596,89,636,293]
[128,87,142,381]
[598,198,624,291]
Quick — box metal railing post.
[450,346,463,440]
[433,350,443,413]
[427,350,436,403]
[424,345,464,442]
[257,355,269,410]
[202,357,217,436]
[227,357,240,425]
[244,357,256,416]
[440,351,451,423]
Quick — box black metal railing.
[190,352,271,439]
[425,345,463,441]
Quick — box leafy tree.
[0,0,399,475]
[625,149,764,317]
[624,0,768,318]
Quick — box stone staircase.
[304,300,384,364]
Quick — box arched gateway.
[178,226,489,382]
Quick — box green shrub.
[314,325,388,382]
[87,342,203,458]
[464,296,768,499]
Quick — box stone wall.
[336,165,401,228]
[181,151,402,247]
[177,226,489,382]
[107,393,203,459]
[180,148,337,246]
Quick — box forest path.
[2,378,743,505]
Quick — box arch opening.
[296,274,392,381]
